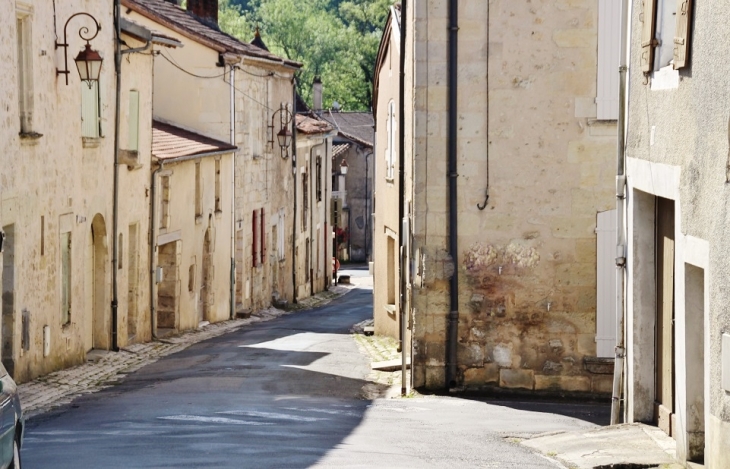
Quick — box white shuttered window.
[597,0,621,120]
[81,81,100,138]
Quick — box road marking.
[157,415,273,426]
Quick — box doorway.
[2,225,15,376]
[91,215,109,350]
[199,229,212,324]
[157,241,179,331]
[655,197,675,436]
[684,263,705,463]
[127,224,139,341]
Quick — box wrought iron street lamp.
[56,12,103,86]
[269,105,294,159]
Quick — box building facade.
[374,1,620,395]
[623,0,730,466]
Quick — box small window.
[61,232,72,324]
[16,13,34,134]
[160,176,170,229]
[302,172,309,232]
[214,159,221,213]
[195,162,202,218]
[386,100,396,180]
[316,156,322,202]
[81,81,101,138]
[252,209,259,267]
[118,233,123,270]
[640,0,693,73]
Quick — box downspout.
[324,138,330,289]
[611,0,632,426]
[229,64,236,320]
[446,0,460,389]
[111,0,122,352]
[291,78,298,303]
[364,149,373,261]
[149,162,164,340]
[398,0,408,395]
[310,140,326,295]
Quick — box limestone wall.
[408,0,616,394]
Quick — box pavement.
[18,284,353,420]
[18,266,702,469]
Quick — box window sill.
[19,131,43,145]
[82,137,102,149]
[384,304,396,315]
[195,215,203,225]
[215,210,223,219]
[119,149,139,168]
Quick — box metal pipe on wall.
[398,0,408,396]
[111,0,122,352]
[611,0,632,426]
[229,64,236,320]
[292,78,298,303]
[445,0,460,389]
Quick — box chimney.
[188,0,218,27]
[312,76,322,112]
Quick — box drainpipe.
[229,64,236,320]
[364,149,373,261]
[324,138,330,289]
[149,162,164,340]
[611,0,632,426]
[445,0,460,390]
[292,78,298,303]
[310,140,326,295]
[398,0,408,395]
[111,0,123,352]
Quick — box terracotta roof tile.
[296,114,334,135]
[122,0,301,68]
[153,120,237,161]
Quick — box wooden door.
[655,197,675,436]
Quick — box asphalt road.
[22,283,607,468]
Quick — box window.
[61,232,72,325]
[640,0,693,73]
[214,158,222,213]
[160,176,170,229]
[195,162,202,218]
[260,208,266,266]
[118,233,123,270]
[81,81,100,138]
[302,172,309,232]
[387,235,395,307]
[252,209,260,267]
[276,211,286,261]
[597,0,621,120]
[128,90,139,151]
[316,155,322,202]
[386,100,396,180]
[16,12,33,134]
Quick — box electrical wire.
[158,51,229,79]
[234,64,275,78]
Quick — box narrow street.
[22,273,606,468]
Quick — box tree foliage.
[222,0,394,111]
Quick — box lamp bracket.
[268,104,294,159]
[55,12,101,85]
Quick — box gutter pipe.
[229,64,236,320]
[611,0,632,426]
[398,0,408,395]
[149,162,164,340]
[111,0,122,352]
[446,0,460,389]
[310,140,327,295]
[292,78,298,303]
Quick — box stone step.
[372,357,411,372]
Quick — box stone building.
[122,0,303,322]
[373,1,621,394]
[319,111,375,263]
[294,115,335,299]
[0,0,163,382]
[621,0,730,466]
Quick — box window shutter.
[640,0,658,73]
[252,209,259,266]
[260,208,266,265]
[128,90,140,151]
[597,0,621,120]
[673,0,693,69]
[81,81,100,138]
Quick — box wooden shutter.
[252,209,259,267]
[639,0,658,73]
[260,208,266,265]
[81,81,100,138]
[128,90,140,151]
[673,0,693,69]
[596,210,618,358]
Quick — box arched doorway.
[199,228,212,324]
[90,215,109,350]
